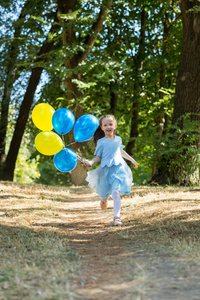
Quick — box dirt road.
[58,186,200,300]
[1,182,200,300]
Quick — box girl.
[83,115,138,225]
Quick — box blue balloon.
[53,147,78,172]
[74,114,99,142]
[52,108,75,135]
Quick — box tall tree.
[0,0,114,184]
[0,0,29,177]
[171,0,200,183]
[57,0,113,185]
[153,0,200,185]
[2,16,60,181]
[1,0,184,186]
[126,8,146,160]
[173,0,200,125]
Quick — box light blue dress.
[86,135,133,197]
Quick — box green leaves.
[58,11,79,21]
[0,0,185,185]
[72,78,96,89]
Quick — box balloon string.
[76,154,84,161]
[66,141,77,147]
[61,135,77,147]
[61,135,66,147]
[61,135,83,161]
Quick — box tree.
[0,0,114,185]
[0,0,59,180]
[152,0,200,185]
[56,0,113,185]
[1,0,185,186]
[173,0,200,126]
[1,7,60,181]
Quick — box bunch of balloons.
[32,103,99,172]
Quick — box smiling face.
[100,116,117,139]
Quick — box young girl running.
[83,115,138,225]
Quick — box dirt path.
[56,186,200,300]
[1,182,200,299]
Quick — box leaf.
[26,219,34,225]
[71,79,97,89]
[30,15,48,25]
[59,11,79,21]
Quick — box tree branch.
[78,0,113,62]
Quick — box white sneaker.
[114,216,122,226]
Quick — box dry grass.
[122,185,200,257]
[0,182,79,300]
[0,181,200,299]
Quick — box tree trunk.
[126,9,146,162]
[172,1,200,125]
[151,12,170,178]
[58,0,113,185]
[1,11,60,181]
[110,80,118,114]
[171,0,200,184]
[152,0,200,185]
[126,98,139,160]
[0,2,28,177]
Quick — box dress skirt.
[86,161,133,198]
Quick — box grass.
[0,182,79,300]
[122,185,200,258]
[0,229,78,299]
[1,181,200,299]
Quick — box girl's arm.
[121,150,138,169]
[83,155,101,167]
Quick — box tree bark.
[126,9,146,162]
[152,0,200,185]
[0,1,29,177]
[171,0,200,184]
[173,0,200,124]
[151,12,170,178]
[110,80,118,114]
[58,0,113,185]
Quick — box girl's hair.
[93,115,117,145]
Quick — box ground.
[64,186,200,300]
[1,182,200,300]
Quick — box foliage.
[156,114,200,185]
[14,138,40,184]
[5,113,40,183]
[3,0,199,186]
[32,0,183,185]
[35,159,72,186]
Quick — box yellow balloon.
[35,132,64,156]
[32,103,55,131]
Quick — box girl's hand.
[82,159,92,167]
[132,160,138,169]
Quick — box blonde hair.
[93,115,117,145]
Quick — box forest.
[0,0,200,187]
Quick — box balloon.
[52,108,75,135]
[53,147,78,172]
[74,114,99,142]
[32,103,55,131]
[34,132,64,156]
